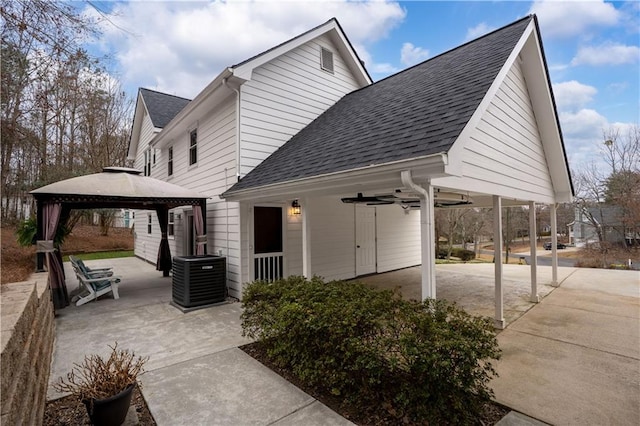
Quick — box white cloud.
[465,22,495,41]
[560,108,611,166]
[553,80,597,111]
[571,43,640,66]
[89,1,406,98]
[356,46,399,76]
[400,42,429,66]
[529,0,620,38]
[560,109,608,140]
[607,82,628,93]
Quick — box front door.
[355,205,376,275]
[253,206,284,281]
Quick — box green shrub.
[436,248,448,259]
[436,247,476,261]
[242,276,500,424]
[452,248,476,261]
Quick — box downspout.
[222,77,241,182]
[401,170,436,299]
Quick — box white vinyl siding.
[284,201,421,282]
[375,205,421,272]
[445,60,554,201]
[307,197,355,281]
[133,112,161,263]
[165,98,242,294]
[238,34,362,177]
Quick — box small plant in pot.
[53,343,148,426]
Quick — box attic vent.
[320,47,334,73]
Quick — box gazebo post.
[35,201,45,272]
[200,199,207,255]
[156,205,172,277]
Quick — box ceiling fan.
[341,189,473,207]
[340,193,395,205]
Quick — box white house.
[128,15,573,328]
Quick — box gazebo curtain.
[42,203,69,309]
[156,207,172,276]
[193,204,206,255]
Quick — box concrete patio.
[47,257,639,425]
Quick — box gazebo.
[30,167,208,310]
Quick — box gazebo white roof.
[31,167,205,204]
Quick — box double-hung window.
[168,212,175,238]
[144,148,153,176]
[147,214,152,234]
[168,147,173,176]
[189,129,197,165]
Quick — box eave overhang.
[221,153,449,202]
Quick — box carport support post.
[419,184,436,300]
[529,201,539,302]
[401,171,435,300]
[493,196,505,329]
[551,203,559,286]
[302,197,312,278]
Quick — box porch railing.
[254,252,284,282]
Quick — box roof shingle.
[140,88,191,129]
[226,16,532,194]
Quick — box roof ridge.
[139,87,192,102]
[231,17,338,69]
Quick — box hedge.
[241,276,500,424]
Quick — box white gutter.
[222,153,449,201]
[400,170,436,300]
[152,68,234,148]
[223,77,242,182]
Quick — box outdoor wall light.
[291,200,301,215]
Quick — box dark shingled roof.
[139,88,191,128]
[226,16,532,194]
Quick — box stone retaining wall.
[1,273,55,425]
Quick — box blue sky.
[86,1,639,170]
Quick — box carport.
[30,167,207,310]
[222,16,573,328]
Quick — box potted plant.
[53,343,148,426]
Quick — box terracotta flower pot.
[83,384,135,426]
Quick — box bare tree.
[435,209,469,259]
[573,125,640,251]
[1,0,132,224]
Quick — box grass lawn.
[63,250,134,262]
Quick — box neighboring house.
[571,205,638,247]
[91,209,134,229]
[128,15,573,317]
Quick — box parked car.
[543,242,566,250]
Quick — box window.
[168,212,175,238]
[168,147,173,176]
[144,148,151,176]
[189,129,197,165]
[147,214,152,234]
[152,149,156,164]
[320,47,334,73]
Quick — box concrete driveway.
[491,267,640,425]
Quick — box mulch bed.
[43,384,156,425]
[240,341,510,426]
